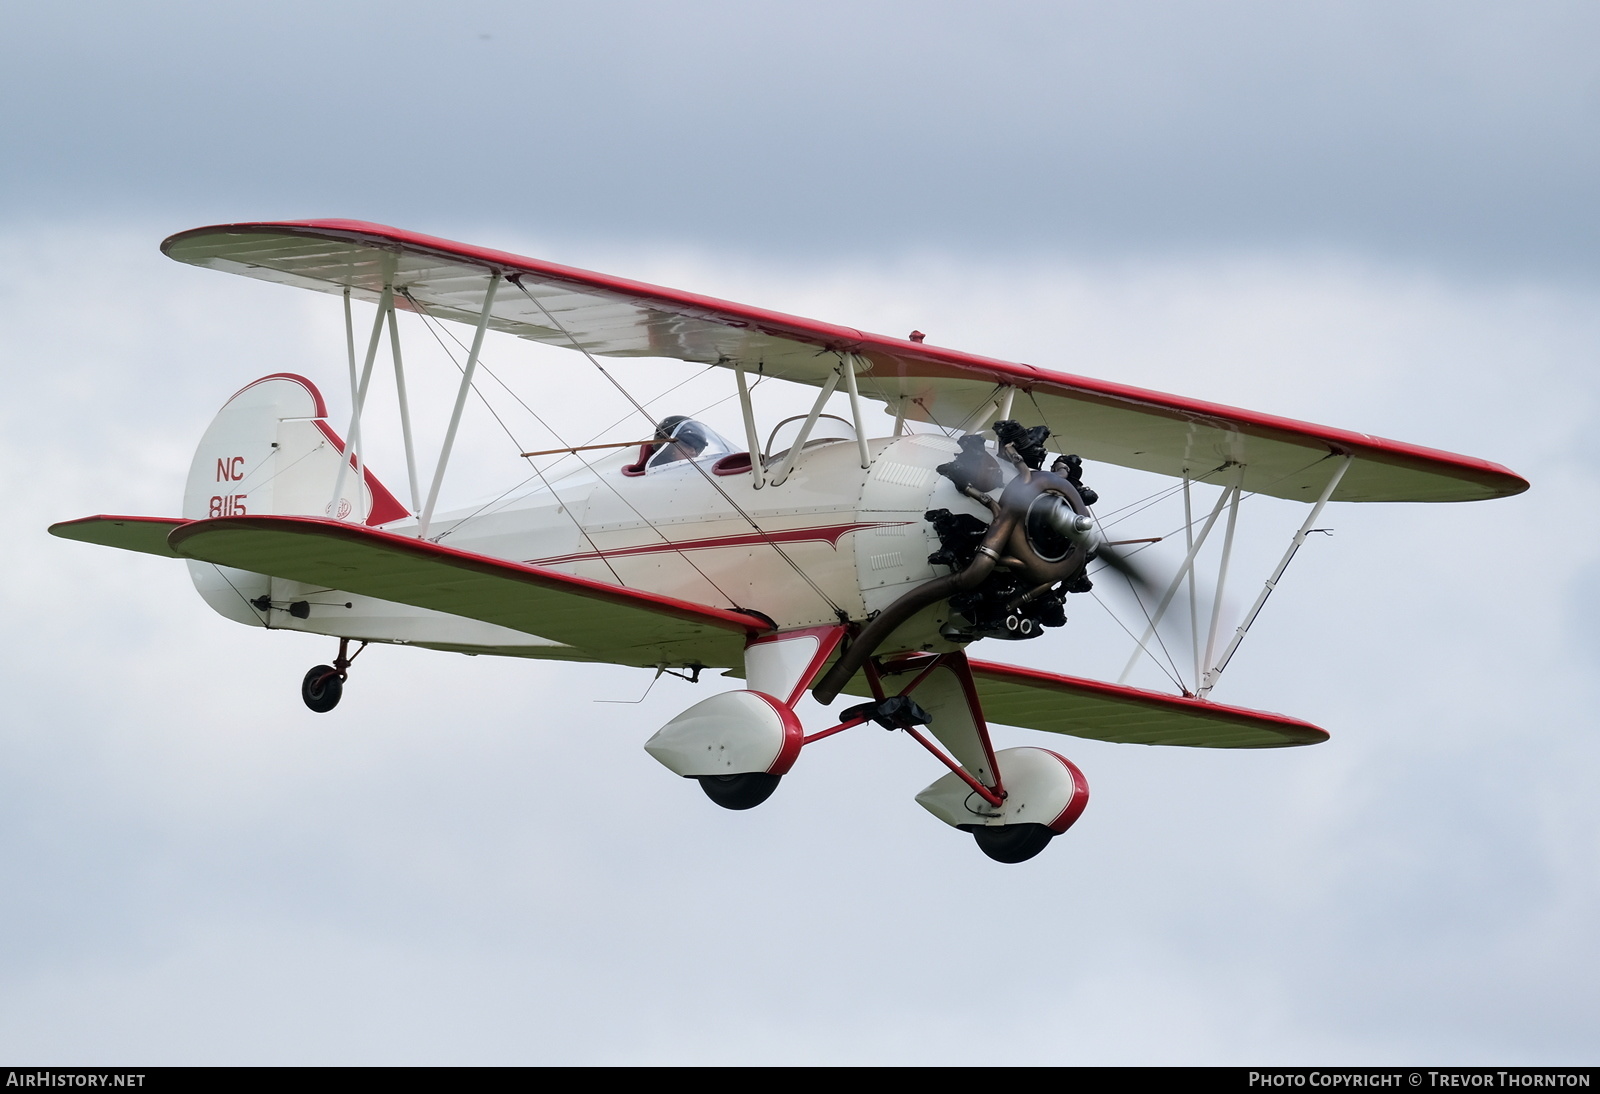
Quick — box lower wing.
[880,654,1326,748]
[52,513,769,668]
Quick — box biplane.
[49,220,1529,863]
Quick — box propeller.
[811,435,1185,705]
[1035,497,1156,595]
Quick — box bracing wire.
[1084,497,1190,688]
[1084,452,1344,579]
[402,289,743,607]
[1118,561,1188,688]
[1080,452,1347,690]
[575,364,721,451]
[509,276,846,617]
[401,296,626,588]
[211,564,271,624]
[1086,589,1186,693]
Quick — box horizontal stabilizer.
[49,515,189,558]
[881,656,1327,748]
[168,515,770,667]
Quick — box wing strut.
[1202,469,1245,677]
[419,272,500,539]
[1117,465,1243,686]
[767,366,842,487]
[1198,455,1352,697]
[734,362,768,489]
[841,353,871,470]
[1184,472,1201,687]
[955,383,1015,434]
[330,268,394,519]
[387,302,423,514]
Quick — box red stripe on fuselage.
[527,521,912,567]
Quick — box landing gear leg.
[301,638,366,714]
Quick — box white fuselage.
[199,427,1005,667]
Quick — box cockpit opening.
[623,416,736,476]
[763,413,858,464]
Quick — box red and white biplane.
[50,221,1529,863]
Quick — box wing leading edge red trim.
[162,219,1529,503]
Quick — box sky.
[1,0,1597,1065]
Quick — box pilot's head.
[655,415,690,444]
[653,416,707,463]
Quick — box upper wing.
[163,219,1527,504]
[167,515,770,667]
[957,658,1327,748]
[49,515,189,558]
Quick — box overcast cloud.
[0,1,1596,1065]
[2,1,1598,273]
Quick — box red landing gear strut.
[802,651,1087,863]
[805,651,1009,806]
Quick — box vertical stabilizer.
[182,374,407,625]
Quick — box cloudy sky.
[1,1,1596,1064]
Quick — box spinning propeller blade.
[1089,537,1157,595]
[1035,495,1157,595]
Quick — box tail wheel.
[698,772,781,810]
[970,823,1055,864]
[301,665,343,713]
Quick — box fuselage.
[198,425,1010,668]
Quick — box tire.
[301,665,343,713]
[697,772,781,810]
[971,823,1055,864]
